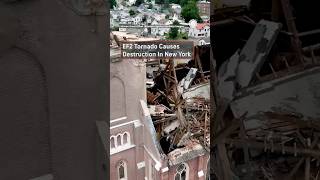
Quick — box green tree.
[179,0,190,6]
[168,27,179,39]
[135,0,144,6]
[142,15,147,23]
[181,0,202,22]
[110,0,116,9]
[163,0,170,8]
[173,20,180,25]
[111,26,119,31]
[129,9,136,16]
[169,0,180,3]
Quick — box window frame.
[174,163,189,180]
[110,131,131,153]
[117,160,128,180]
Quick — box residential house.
[196,1,210,17]
[151,20,160,36]
[126,0,136,6]
[133,14,143,25]
[188,20,210,38]
[154,13,166,22]
[170,3,182,17]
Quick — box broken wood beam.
[212,120,241,146]
[305,157,311,180]
[280,0,304,62]
[217,144,233,180]
[225,138,320,158]
[285,158,305,180]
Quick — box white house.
[151,20,159,35]
[119,11,130,18]
[126,0,136,6]
[170,4,182,16]
[188,19,210,38]
[120,17,134,25]
[154,13,166,22]
[151,20,170,36]
[133,14,143,25]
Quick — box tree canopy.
[129,9,136,16]
[135,0,144,6]
[173,20,180,25]
[181,0,202,23]
[166,21,188,40]
[154,0,196,6]
[110,0,116,9]
[168,27,179,39]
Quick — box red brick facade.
[110,57,209,180]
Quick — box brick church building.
[108,47,209,180]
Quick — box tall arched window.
[123,133,128,144]
[110,136,116,149]
[122,132,130,145]
[174,163,189,180]
[118,160,128,180]
[110,132,131,153]
[117,135,122,147]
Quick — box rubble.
[236,20,282,88]
[182,83,210,103]
[168,140,206,166]
[164,120,180,134]
[142,44,211,169]
[177,68,198,94]
[212,0,320,179]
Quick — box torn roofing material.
[178,68,198,94]
[217,50,240,102]
[236,20,282,88]
[231,66,320,120]
[164,120,180,134]
[182,83,210,103]
[168,141,206,166]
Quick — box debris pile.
[212,0,320,179]
[145,45,212,159]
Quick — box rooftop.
[196,23,209,30]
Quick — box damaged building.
[107,32,212,180]
[212,0,320,179]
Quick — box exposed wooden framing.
[195,46,206,82]
[305,157,311,180]
[204,110,208,145]
[224,138,320,158]
[272,0,281,21]
[240,118,250,164]
[212,120,241,146]
[269,63,278,78]
[296,130,307,147]
[303,43,320,51]
[217,144,233,180]
[299,29,320,37]
[280,0,304,63]
[162,59,186,127]
[285,158,305,180]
